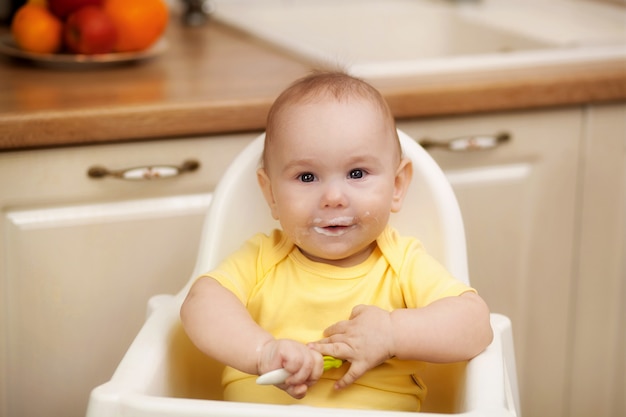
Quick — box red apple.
[48,0,104,19]
[64,6,117,54]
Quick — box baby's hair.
[263,70,399,167]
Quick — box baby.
[180,71,493,411]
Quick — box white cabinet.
[567,103,625,417]
[398,103,625,417]
[0,134,255,417]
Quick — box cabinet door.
[0,134,255,417]
[399,107,583,417]
[568,103,626,417]
[3,195,209,417]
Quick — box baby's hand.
[257,339,324,399]
[309,305,395,389]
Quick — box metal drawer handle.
[419,132,511,151]
[87,159,200,181]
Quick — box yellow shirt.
[204,226,474,411]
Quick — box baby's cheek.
[290,225,312,246]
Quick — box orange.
[103,0,168,52]
[11,4,62,54]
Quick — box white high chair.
[86,131,520,417]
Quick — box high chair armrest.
[146,294,176,319]
[464,313,520,417]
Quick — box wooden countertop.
[1,17,625,151]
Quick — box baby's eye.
[349,169,365,179]
[299,172,316,183]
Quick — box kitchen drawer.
[0,133,257,208]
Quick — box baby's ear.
[391,158,413,213]
[257,168,280,220]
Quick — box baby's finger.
[334,361,368,390]
[310,351,325,380]
[308,341,350,361]
[285,364,313,386]
[322,319,348,338]
[349,304,367,319]
[282,383,309,399]
[287,351,324,385]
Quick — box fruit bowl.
[0,34,167,69]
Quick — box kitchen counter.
[1,17,625,151]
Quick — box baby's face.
[258,98,410,267]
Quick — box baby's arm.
[180,276,324,398]
[310,291,493,389]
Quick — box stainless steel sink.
[213,0,626,78]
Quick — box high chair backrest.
[184,129,469,294]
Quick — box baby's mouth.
[313,217,356,237]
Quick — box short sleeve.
[198,230,292,303]
[400,243,475,308]
[377,226,475,309]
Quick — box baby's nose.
[320,180,348,208]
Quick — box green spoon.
[256,355,343,385]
